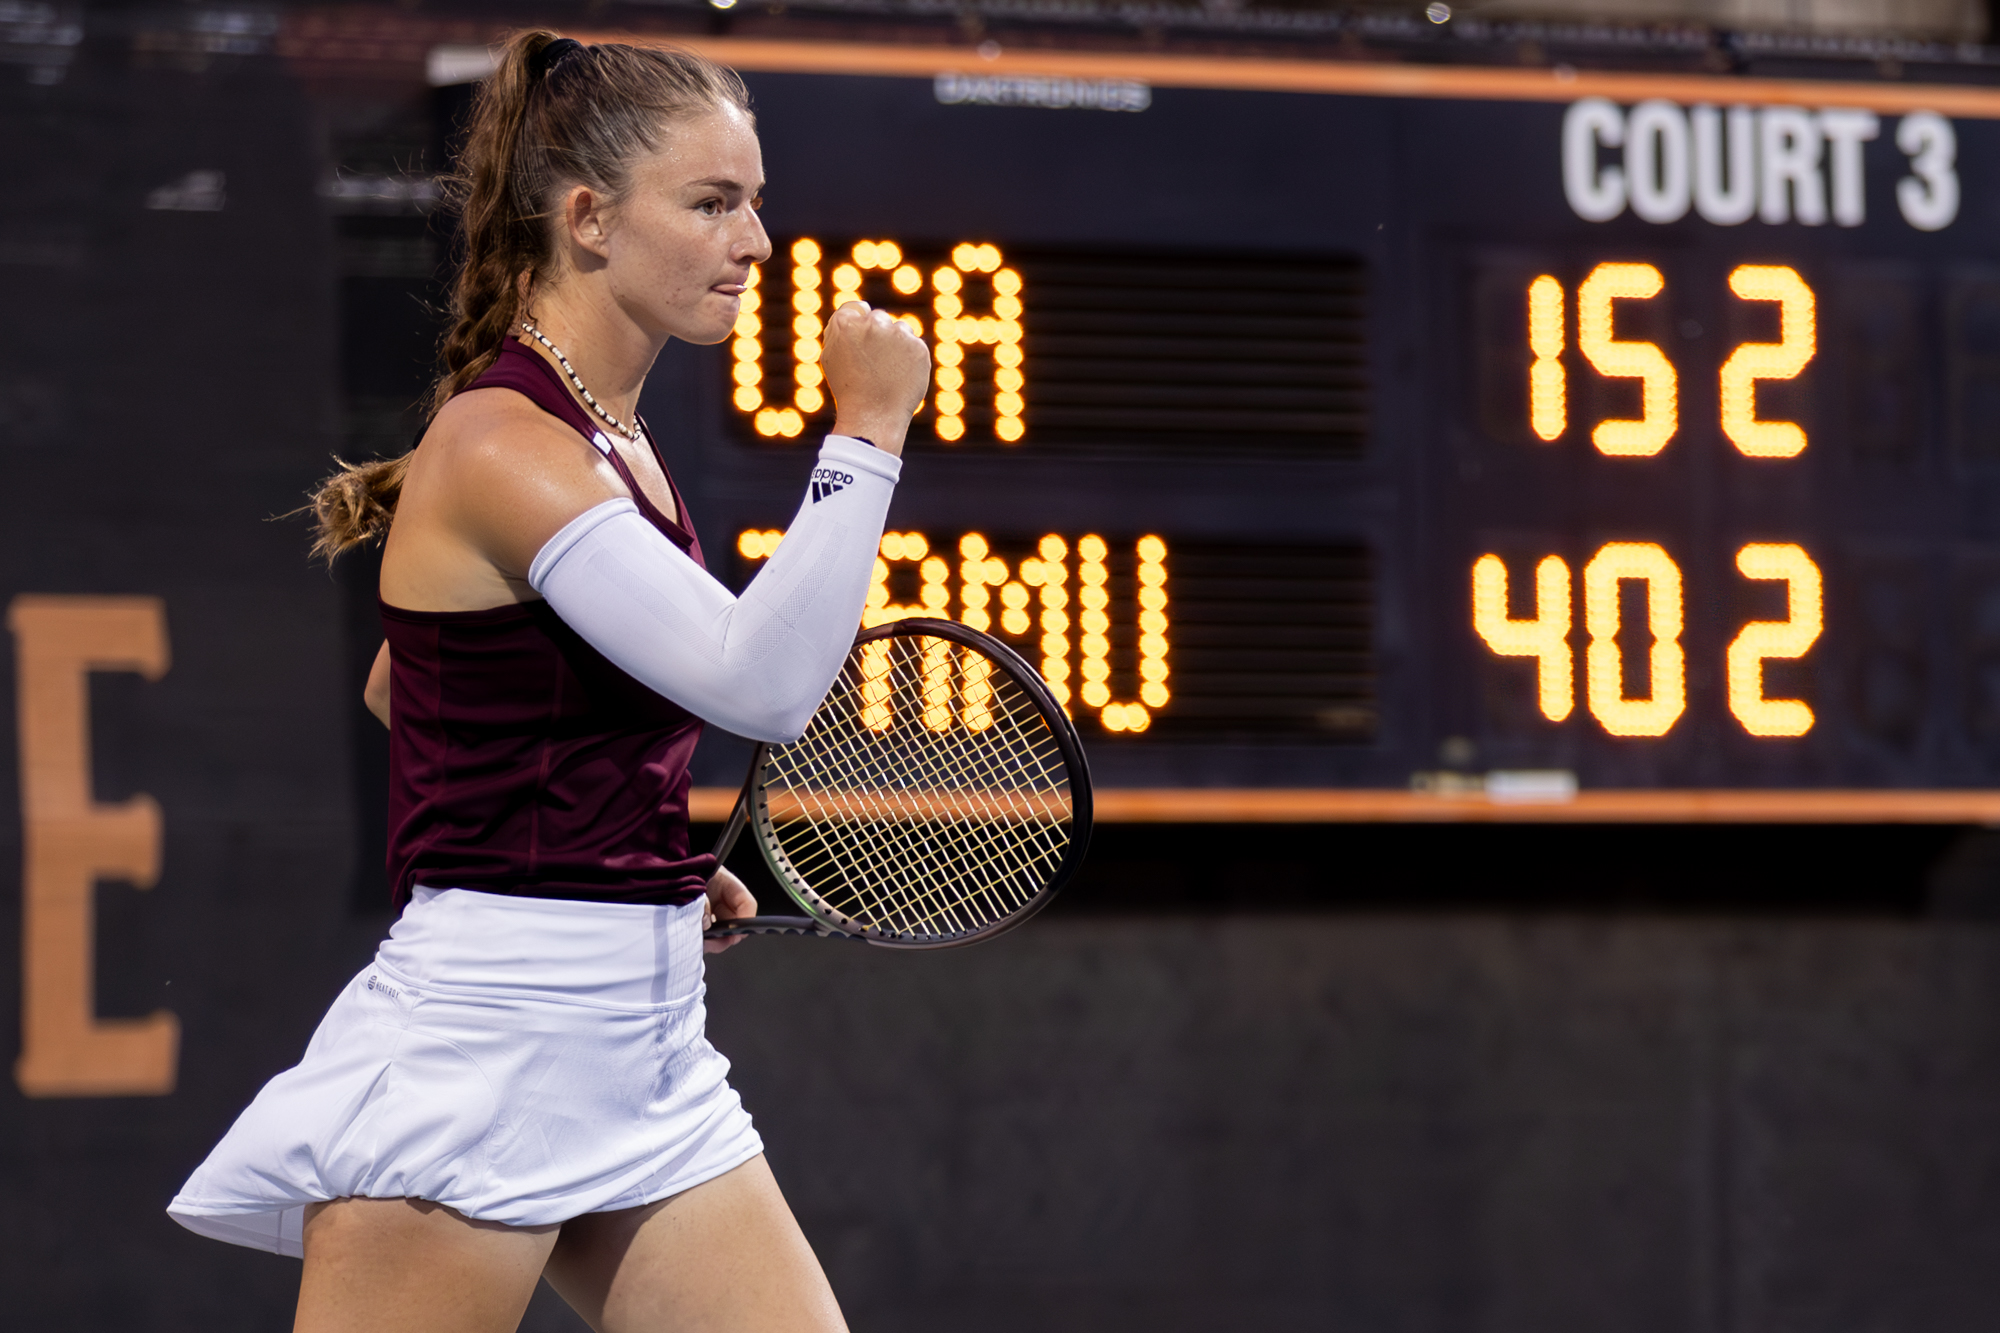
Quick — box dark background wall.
[710,912,2000,1333]
[3,11,2000,1331]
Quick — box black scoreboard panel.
[634,51,2000,808]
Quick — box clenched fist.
[821,301,931,457]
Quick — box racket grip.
[704,915,858,940]
[711,797,750,862]
[709,745,766,862]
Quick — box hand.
[701,864,757,954]
[822,301,930,457]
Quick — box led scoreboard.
[622,40,2000,818]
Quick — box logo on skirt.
[366,974,402,1000]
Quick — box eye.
[698,197,723,216]
[750,194,764,211]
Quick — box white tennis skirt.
[167,886,763,1258]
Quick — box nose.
[738,208,773,267]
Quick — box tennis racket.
[703,617,1091,948]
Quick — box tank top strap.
[466,341,702,563]
[473,339,600,439]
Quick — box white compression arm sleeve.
[527,435,900,743]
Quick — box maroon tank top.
[379,339,715,911]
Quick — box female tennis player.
[167,31,926,1332]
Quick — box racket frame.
[707,617,1093,948]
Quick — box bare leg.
[543,1154,847,1333]
[294,1198,560,1333]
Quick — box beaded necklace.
[518,321,640,443]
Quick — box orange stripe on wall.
[575,33,2000,118]
[690,786,2000,824]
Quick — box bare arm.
[364,641,391,729]
[383,304,926,612]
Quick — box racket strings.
[772,659,1012,930]
[861,665,1072,921]
[761,635,1074,940]
[913,693,1073,893]
[774,709,1036,933]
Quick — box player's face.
[601,104,770,346]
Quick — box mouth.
[712,282,747,297]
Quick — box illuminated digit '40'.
[1526,263,1815,457]
[1472,542,1821,738]
[730,238,1026,445]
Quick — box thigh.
[542,1155,847,1333]
[295,1197,559,1333]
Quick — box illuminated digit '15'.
[1577,262,1678,457]
[1584,542,1686,737]
[1720,265,1816,458]
[1471,554,1573,721]
[1727,543,1821,736]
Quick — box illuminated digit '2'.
[1720,266,1816,458]
[1727,543,1821,736]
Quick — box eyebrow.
[689,177,763,195]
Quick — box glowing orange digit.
[1471,554,1573,721]
[1727,543,1822,737]
[1528,276,1566,442]
[1583,542,1685,737]
[1721,265,1816,459]
[1578,262,1678,457]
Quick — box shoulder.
[425,386,593,475]
[416,388,620,509]
[402,386,629,575]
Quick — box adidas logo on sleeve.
[810,466,854,502]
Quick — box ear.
[562,184,612,261]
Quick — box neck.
[518,285,665,430]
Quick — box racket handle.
[711,795,750,862]
[709,745,766,862]
[704,915,857,940]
